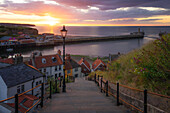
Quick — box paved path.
[38,77,131,113]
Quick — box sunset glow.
[0,0,169,26]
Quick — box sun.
[49,22,56,26]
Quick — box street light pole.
[61,25,67,92]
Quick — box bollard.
[41,83,44,108]
[49,81,52,99]
[15,94,18,113]
[94,74,96,83]
[106,81,108,96]
[101,77,103,92]
[144,89,147,113]
[117,82,119,106]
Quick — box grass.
[89,34,170,95]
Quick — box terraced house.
[78,58,91,76]
[30,50,63,79]
[65,54,81,78]
[0,63,44,103]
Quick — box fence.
[94,74,170,113]
[0,81,54,113]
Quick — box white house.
[0,63,44,103]
[30,50,63,79]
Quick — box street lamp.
[60,25,67,92]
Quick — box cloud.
[0,0,170,25]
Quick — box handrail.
[0,84,42,103]
[18,84,42,97]
[24,98,41,113]
[104,78,169,98]
[0,96,15,103]
[119,97,144,113]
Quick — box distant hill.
[0,23,35,27]
[0,23,38,36]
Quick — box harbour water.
[2,26,170,57]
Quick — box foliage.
[91,34,170,95]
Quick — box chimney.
[58,50,61,56]
[83,57,85,62]
[14,54,23,64]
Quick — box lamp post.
[61,25,67,92]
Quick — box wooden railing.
[93,74,170,113]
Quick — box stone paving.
[38,77,131,113]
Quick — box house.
[30,50,63,79]
[0,63,44,103]
[0,54,23,65]
[0,94,39,113]
[65,54,81,78]
[78,58,91,76]
[92,57,106,71]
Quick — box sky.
[0,0,170,26]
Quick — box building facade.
[0,63,44,103]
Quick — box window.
[42,58,46,64]
[44,68,46,72]
[75,68,78,72]
[39,69,42,72]
[52,57,57,62]
[67,70,71,74]
[55,73,58,78]
[59,65,61,70]
[36,81,38,86]
[59,73,61,77]
[21,85,25,92]
[17,86,20,93]
[75,74,78,77]
[55,66,58,71]
[84,68,87,71]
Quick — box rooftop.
[0,63,43,88]
[34,54,63,68]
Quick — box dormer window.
[42,58,46,64]
[52,57,57,63]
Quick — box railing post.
[94,74,96,83]
[97,75,99,86]
[15,94,18,113]
[32,76,35,95]
[117,82,119,106]
[59,77,62,87]
[106,81,108,96]
[41,83,44,108]
[49,81,52,99]
[100,77,103,92]
[144,89,147,113]
[55,79,58,93]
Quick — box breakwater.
[55,34,144,44]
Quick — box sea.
[3,26,170,57]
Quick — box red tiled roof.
[19,39,35,44]
[6,94,39,113]
[0,58,14,64]
[65,59,72,70]
[6,103,27,113]
[34,54,63,68]
[78,58,90,70]
[92,58,106,70]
